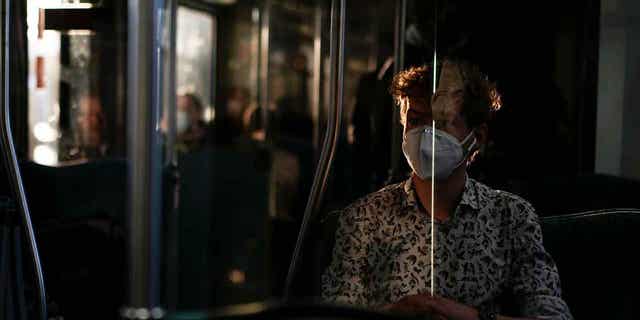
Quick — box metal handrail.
[164,0,180,313]
[540,208,640,223]
[258,0,271,139]
[283,0,346,300]
[124,0,165,314]
[388,0,407,181]
[0,0,47,319]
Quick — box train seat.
[541,209,640,320]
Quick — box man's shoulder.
[470,178,537,218]
[341,181,406,217]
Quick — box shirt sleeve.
[321,204,371,306]
[508,199,573,320]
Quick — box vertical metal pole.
[335,0,346,159]
[249,7,259,108]
[283,0,346,300]
[210,17,218,118]
[311,3,323,152]
[164,0,179,313]
[389,0,407,182]
[258,0,271,138]
[393,0,407,75]
[0,1,47,319]
[164,1,177,166]
[124,0,165,317]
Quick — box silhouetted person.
[176,93,208,152]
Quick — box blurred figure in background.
[350,57,395,198]
[214,87,252,145]
[176,93,208,152]
[60,94,109,161]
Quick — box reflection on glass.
[172,1,267,312]
[168,0,404,312]
[27,0,61,166]
[68,94,108,159]
[336,0,397,201]
[27,0,126,165]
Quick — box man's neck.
[412,166,467,221]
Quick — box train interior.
[1,0,640,319]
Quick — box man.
[176,93,207,152]
[322,59,572,320]
[75,94,108,159]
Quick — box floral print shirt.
[322,177,572,320]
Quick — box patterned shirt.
[322,176,572,320]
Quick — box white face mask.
[176,110,190,134]
[402,125,477,180]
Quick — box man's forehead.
[432,61,464,121]
[437,61,464,90]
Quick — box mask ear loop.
[452,130,478,170]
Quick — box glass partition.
[306,1,639,320]
[169,0,331,310]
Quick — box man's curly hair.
[452,59,502,128]
[389,65,432,101]
[389,59,502,128]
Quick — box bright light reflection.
[228,269,246,285]
[33,144,58,166]
[209,0,237,5]
[33,122,58,143]
[66,30,95,36]
[203,107,215,123]
[40,3,94,9]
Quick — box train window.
[176,5,215,125]
[169,0,329,310]
[26,0,128,165]
[27,1,62,165]
[166,5,217,155]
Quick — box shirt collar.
[460,176,481,210]
[402,174,482,211]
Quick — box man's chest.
[368,213,512,306]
